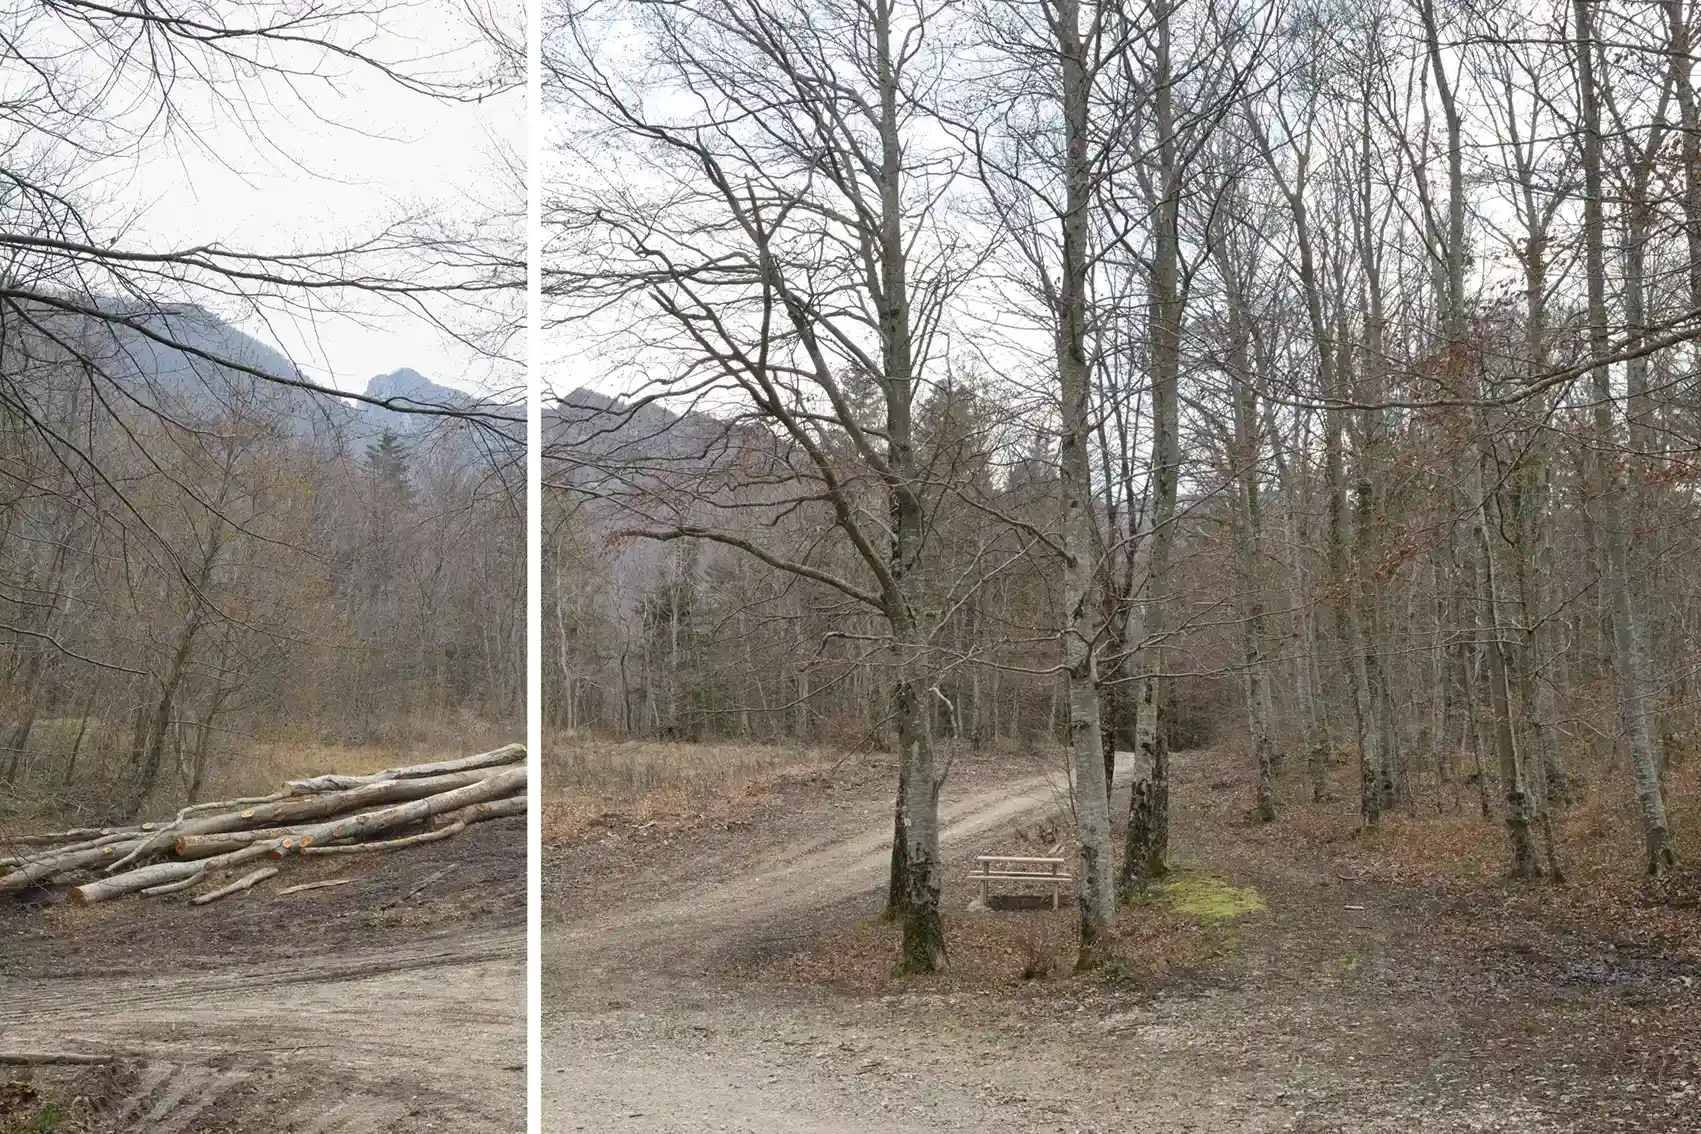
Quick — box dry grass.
[544,732,845,841]
[200,714,518,802]
[198,739,457,801]
[2,728,519,834]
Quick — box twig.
[277,879,353,895]
[0,1051,117,1065]
[142,870,207,897]
[380,864,457,909]
[191,866,279,905]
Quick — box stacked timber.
[0,743,525,906]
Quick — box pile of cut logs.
[0,743,526,906]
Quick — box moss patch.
[1154,873,1265,922]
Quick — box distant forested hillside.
[0,300,524,819]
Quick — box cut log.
[435,794,527,827]
[0,825,149,846]
[142,871,207,896]
[304,820,466,855]
[73,841,279,905]
[1,839,145,893]
[303,792,524,854]
[191,866,279,905]
[107,767,512,872]
[173,791,291,821]
[277,878,352,895]
[273,768,525,855]
[285,743,525,794]
[0,1051,118,1065]
[29,742,517,911]
[175,827,310,859]
[2,830,139,868]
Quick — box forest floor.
[543,744,1701,1133]
[0,817,525,1134]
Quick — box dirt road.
[555,769,1068,979]
[545,767,1083,1133]
[544,755,1700,1133]
[2,927,524,1132]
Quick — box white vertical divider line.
[526,0,545,1123]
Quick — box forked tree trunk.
[1575,0,1678,875]
[1470,441,1542,878]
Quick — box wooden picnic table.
[968,853,1071,909]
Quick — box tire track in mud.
[2,926,524,1131]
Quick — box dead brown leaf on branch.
[0,743,525,908]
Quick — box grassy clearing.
[198,739,436,800]
[544,732,846,841]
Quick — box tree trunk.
[893,671,944,972]
[1575,0,1679,875]
[1122,0,1179,890]
[1054,0,1115,969]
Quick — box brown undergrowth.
[1272,753,1701,951]
[544,734,855,842]
[749,898,1225,997]
[0,1065,113,1134]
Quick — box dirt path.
[546,768,1086,1133]
[555,770,1067,983]
[2,928,523,1132]
[2,824,525,1132]
[544,755,1699,1133]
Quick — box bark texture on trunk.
[1122,0,1179,890]
[1055,0,1115,970]
[1575,0,1678,876]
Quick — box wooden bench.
[969,854,1071,909]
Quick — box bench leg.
[1052,883,1060,911]
[979,877,987,904]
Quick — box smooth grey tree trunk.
[1122,0,1179,889]
[1052,0,1115,969]
[1575,0,1679,876]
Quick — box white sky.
[97,0,524,399]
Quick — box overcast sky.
[103,0,523,398]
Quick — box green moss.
[1153,873,1265,922]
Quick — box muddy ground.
[1,818,525,1133]
[543,751,1700,1133]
